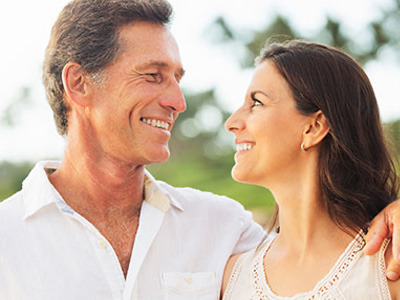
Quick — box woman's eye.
[252,99,263,107]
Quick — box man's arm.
[364,199,400,280]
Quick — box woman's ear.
[62,62,90,108]
[302,110,330,151]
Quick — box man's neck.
[49,148,145,222]
[49,121,153,278]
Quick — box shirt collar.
[22,161,183,219]
[144,169,183,212]
[22,161,65,219]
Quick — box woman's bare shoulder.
[221,253,243,298]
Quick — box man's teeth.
[236,143,253,152]
[141,118,169,130]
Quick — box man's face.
[86,22,186,166]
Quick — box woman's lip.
[235,139,255,145]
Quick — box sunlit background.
[1,0,400,224]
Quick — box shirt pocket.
[161,271,219,300]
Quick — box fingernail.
[387,271,398,280]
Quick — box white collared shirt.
[0,161,265,300]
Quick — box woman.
[221,40,400,299]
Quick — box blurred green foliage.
[0,161,33,201]
[148,153,275,214]
[209,0,400,67]
[1,0,400,225]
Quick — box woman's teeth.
[236,143,253,152]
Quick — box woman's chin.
[231,167,252,184]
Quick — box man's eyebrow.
[136,61,185,77]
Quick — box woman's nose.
[225,109,245,132]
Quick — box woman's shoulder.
[221,233,276,297]
[221,253,242,294]
[221,251,251,297]
[350,236,396,300]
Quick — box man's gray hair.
[43,0,173,135]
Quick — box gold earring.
[301,143,308,151]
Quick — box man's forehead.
[116,22,184,73]
[119,21,175,49]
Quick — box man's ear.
[62,62,90,108]
[302,110,330,150]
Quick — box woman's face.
[225,60,311,187]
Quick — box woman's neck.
[263,179,354,297]
[267,159,353,256]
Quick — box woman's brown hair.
[259,40,399,235]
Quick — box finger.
[364,215,388,255]
[390,211,400,261]
[364,232,386,256]
[386,255,400,281]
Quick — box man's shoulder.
[159,180,234,201]
[0,191,23,211]
[0,191,24,230]
[157,180,266,251]
[157,180,246,212]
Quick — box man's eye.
[146,73,162,83]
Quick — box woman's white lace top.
[223,233,391,300]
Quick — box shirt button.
[185,276,192,284]
[98,240,107,248]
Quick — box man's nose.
[160,82,186,113]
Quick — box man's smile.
[140,117,171,130]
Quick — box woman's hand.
[364,199,400,280]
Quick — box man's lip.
[140,116,173,124]
[235,139,255,145]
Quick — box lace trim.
[253,232,365,300]
[223,249,255,300]
[378,239,391,300]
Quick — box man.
[0,0,399,299]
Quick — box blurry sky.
[0,0,399,162]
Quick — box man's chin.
[146,148,170,165]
